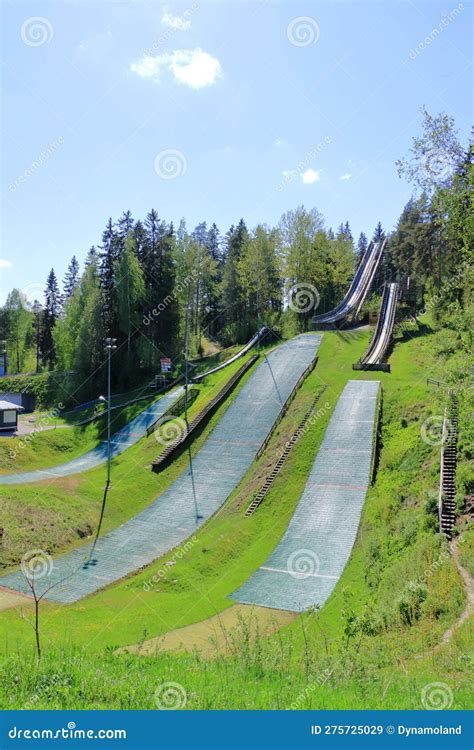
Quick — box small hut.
[0,400,23,431]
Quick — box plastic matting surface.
[231,379,380,613]
[0,388,185,485]
[0,334,321,603]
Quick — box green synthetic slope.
[0,351,260,568]
[0,325,472,709]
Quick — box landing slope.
[0,334,321,603]
[232,379,380,612]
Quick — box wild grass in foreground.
[0,616,471,711]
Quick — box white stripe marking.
[260,566,338,580]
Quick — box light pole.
[33,301,41,373]
[0,340,6,377]
[183,303,190,423]
[103,337,117,488]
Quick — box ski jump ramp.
[0,334,321,603]
[232,379,381,613]
[353,282,399,372]
[0,388,185,485]
[313,240,385,326]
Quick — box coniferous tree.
[41,269,61,367]
[221,219,248,339]
[117,210,134,242]
[99,218,120,334]
[63,256,80,299]
[115,233,146,360]
[373,221,385,242]
[85,246,98,269]
[357,232,368,258]
[204,223,222,336]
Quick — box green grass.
[0,394,160,474]
[0,350,260,568]
[0,325,472,710]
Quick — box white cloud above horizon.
[0,259,12,269]
[130,48,222,89]
[161,7,192,31]
[301,168,321,184]
[281,168,321,184]
[340,172,352,180]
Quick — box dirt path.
[118,604,296,658]
[416,537,473,660]
[0,585,32,611]
[434,539,474,650]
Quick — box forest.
[1,108,472,402]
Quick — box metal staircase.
[244,387,327,517]
[439,391,459,540]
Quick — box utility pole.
[33,301,41,373]
[103,337,117,487]
[184,302,190,423]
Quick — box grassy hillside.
[0,324,472,709]
[0,350,260,568]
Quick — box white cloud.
[282,169,297,179]
[273,138,287,148]
[340,172,352,181]
[130,48,222,89]
[161,8,192,31]
[301,168,321,184]
[0,259,12,269]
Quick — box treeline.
[1,108,471,400]
[1,209,377,396]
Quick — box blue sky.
[1,0,472,303]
